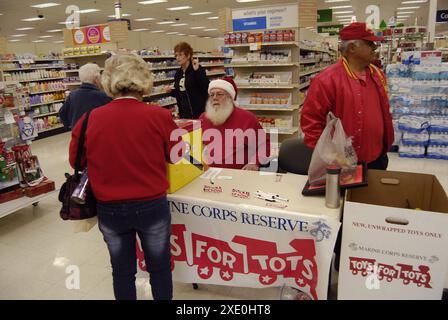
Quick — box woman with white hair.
[59,63,112,128]
[69,54,182,300]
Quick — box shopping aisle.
[0,132,447,300]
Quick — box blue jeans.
[97,196,172,300]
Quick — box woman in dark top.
[166,42,209,119]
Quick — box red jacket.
[200,107,270,169]
[300,58,394,162]
[69,98,182,202]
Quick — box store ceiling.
[0,0,447,44]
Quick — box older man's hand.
[242,164,259,171]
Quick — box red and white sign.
[420,51,442,65]
[137,196,341,300]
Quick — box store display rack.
[1,56,68,139]
[223,28,336,155]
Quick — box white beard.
[205,98,234,126]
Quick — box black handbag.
[59,111,97,220]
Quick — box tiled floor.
[0,132,447,300]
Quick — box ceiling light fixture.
[336,15,354,18]
[324,0,350,2]
[138,0,167,4]
[22,17,45,22]
[166,32,179,35]
[31,3,60,8]
[157,21,175,24]
[133,28,149,31]
[208,16,219,20]
[9,39,22,42]
[167,6,192,11]
[190,12,212,16]
[397,6,420,9]
[39,35,54,38]
[134,18,155,21]
[401,0,427,4]
[32,40,46,43]
[329,5,352,9]
[333,11,354,14]
[151,30,165,33]
[47,29,62,32]
[236,0,263,3]
[76,9,100,14]
[172,23,188,26]
[204,28,217,31]
[10,34,27,37]
[191,27,206,29]
[16,27,35,31]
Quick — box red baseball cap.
[339,22,384,42]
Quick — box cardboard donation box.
[167,119,205,193]
[338,170,448,300]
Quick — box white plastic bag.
[308,112,357,186]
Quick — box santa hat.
[208,77,238,100]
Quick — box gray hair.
[79,63,101,84]
[339,40,361,55]
[101,53,153,97]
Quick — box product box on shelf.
[338,169,448,300]
[167,119,204,193]
[23,179,55,198]
[0,187,24,204]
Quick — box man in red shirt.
[200,77,270,170]
[301,22,394,169]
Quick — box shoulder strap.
[74,111,91,178]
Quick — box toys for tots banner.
[137,195,341,300]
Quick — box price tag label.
[250,42,261,51]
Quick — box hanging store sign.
[436,10,448,23]
[317,9,332,23]
[318,24,343,35]
[72,24,111,45]
[232,4,298,31]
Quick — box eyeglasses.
[209,92,226,98]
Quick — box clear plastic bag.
[308,112,358,186]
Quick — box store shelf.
[300,59,317,64]
[240,104,302,111]
[299,66,327,77]
[264,127,299,135]
[28,89,66,95]
[140,55,175,59]
[224,41,299,48]
[38,124,64,133]
[63,53,107,59]
[29,99,65,108]
[2,66,65,72]
[64,68,104,73]
[237,84,297,89]
[65,82,82,86]
[196,55,225,59]
[0,190,59,219]
[206,71,226,77]
[149,66,179,71]
[17,77,65,83]
[298,81,311,90]
[1,58,62,63]
[153,77,175,83]
[147,91,169,98]
[35,59,64,62]
[300,46,332,54]
[225,62,297,68]
[32,111,59,118]
[201,63,225,68]
[158,101,177,108]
